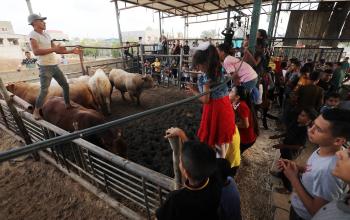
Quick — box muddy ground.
[0,131,128,220]
[0,85,276,219]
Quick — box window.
[0,38,3,45]
[1,27,8,32]
[7,38,19,45]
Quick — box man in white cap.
[27,14,80,120]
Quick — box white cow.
[88,69,112,114]
[109,69,154,105]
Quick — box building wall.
[0,21,30,59]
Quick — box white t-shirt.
[28,30,58,65]
[291,148,348,219]
[312,193,350,220]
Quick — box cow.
[5,82,39,107]
[68,75,90,84]
[109,69,154,105]
[42,97,127,157]
[6,82,98,111]
[88,69,112,115]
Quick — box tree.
[200,29,216,39]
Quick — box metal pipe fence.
[0,99,173,219]
[272,47,344,62]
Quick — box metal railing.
[65,44,141,75]
[0,99,173,219]
[0,43,242,218]
[272,47,344,62]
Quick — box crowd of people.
[23,13,350,219]
[155,27,350,220]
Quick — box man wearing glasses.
[27,14,80,120]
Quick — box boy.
[156,138,222,220]
[278,108,350,219]
[312,148,350,219]
[217,158,241,220]
[270,108,317,192]
[271,108,317,160]
[320,92,341,113]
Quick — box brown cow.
[6,82,98,111]
[5,82,39,107]
[42,97,127,157]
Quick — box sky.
[0,0,288,39]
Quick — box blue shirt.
[197,73,228,99]
[219,177,241,220]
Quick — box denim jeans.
[36,65,70,108]
[242,77,258,92]
[242,77,258,104]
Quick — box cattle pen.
[0,63,234,219]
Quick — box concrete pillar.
[159,11,162,38]
[226,6,231,29]
[272,3,282,46]
[25,0,33,15]
[268,0,278,39]
[113,0,123,46]
[248,0,262,53]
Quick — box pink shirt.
[223,56,258,83]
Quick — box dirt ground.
[0,85,276,219]
[0,131,128,220]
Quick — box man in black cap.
[27,14,80,120]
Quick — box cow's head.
[100,128,127,158]
[5,83,15,93]
[141,74,155,89]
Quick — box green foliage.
[112,42,121,58]
[200,29,216,39]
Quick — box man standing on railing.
[27,14,81,120]
[123,41,133,58]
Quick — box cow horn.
[72,121,79,131]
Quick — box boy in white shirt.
[278,108,349,219]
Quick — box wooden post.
[136,46,141,73]
[0,101,10,129]
[140,45,145,75]
[79,49,87,75]
[178,48,183,89]
[0,77,39,160]
[168,136,182,189]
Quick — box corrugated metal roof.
[117,0,269,17]
[116,0,340,17]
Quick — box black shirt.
[21,58,37,68]
[297,84,324,110]
[183,45,190,55]
[283,122,307,146]
[222,31,234,47]
[173,45,181,55]
[317,80,334,94]
[156,174,222,220]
